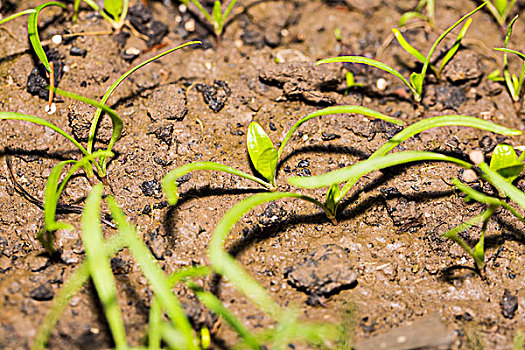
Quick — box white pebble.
[51,34,62,45]
[45,103,56,115]
[462,169,478,183]
[178,4,187,13]
[184,18,195,32]
[376,78,388,91]
[469,149,484,165]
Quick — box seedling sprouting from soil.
[179,0,237,40]
[399,0,435,26]
[287,116,520,218]
[73,0,129,29]
[481,0,517,27]
[162,105,404,213]
[318,3,486,102]
[489,143,525,183]
[489,16,525,113]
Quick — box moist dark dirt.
[1,0,525,349]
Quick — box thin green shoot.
[88,41,201,162]
[479,162,525,210]
[184,0,238,39]
[0,9,36,26]
[38,151,113,254]
[28,2,67,74]
[491,15,525,109]
[482,0,517,27]
[345,71,363,93]
[443,178,525,270]
[399,0,434,26]
[288,151,472,189]
[73,0,129,29]
[32,232,125,350]
[82,184,127,349]
[319,3,486,102]
[106,196,199,349]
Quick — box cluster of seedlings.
[1,0,525,349]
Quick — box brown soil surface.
[1,0,524,349]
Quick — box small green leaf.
[104,0,122,20]
[493,0,507,16]
[490,143,524,182]
[410,72,423,95]
[325,183,340,215]
[472,232,485,269]
[392,28,427,63]
[247,122,277,183]
[488,69,503,81]
[28,2,67,73]
[212,0,222,30]
[438,18,472,75]
[398,11,428,26]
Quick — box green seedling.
[399,0,435,26]
[180,0,238,40]
[489,143,524,183]
[482,0,517,27]
[162,105,404,216]
[490,16,525,112]
[345,71,363,93]
[443,166,525,271]
[287,115,520,218]
[0,88,122,179]
[73,0,129,29]
[318,3,486,102]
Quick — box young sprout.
[490,16,525,113]
[318,3,486,102]
[482,0,517,27]
[162,105,404,208]
[399,0,435,26]
[489,143,524,183]
[180,0,238,41]
[73,0,129,29]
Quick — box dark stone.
[127,5,168,46]
[241,29,264,48]
[479,135,496,153]
[121,48,140,62]
[501,289,518,319]
[195,80,231,112]
[29,284,54,301]
[26,49,63,100]
[259,202,287,226]
[149,123,174,146]
[113,31,130,47]
[321,132,340,141]
[269,122,277,131]
[297,159,309,168]
[70,46,87,57]
[110,257,131,275]
[140,179,162,197]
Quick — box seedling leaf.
[82,184,127,348]
[0,9,36,25]
[317,56,420,101]
[480,162,525,210]
[247,122,277,184]
[490,143,524,182]
[399,11,428,26]
[162,161,272,205]
[392,29,427,63]
[104,0,123,20]
[438,18,472,75]
[288,151,472,189]
[28,2,67,73]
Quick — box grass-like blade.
[338,115,521,203]
[209,192,332,319]
[0,112,89,156]
[28,2,67,73]
[82,184,127,349]
[43,151,114,233]
[417,2,486,96]
[162,161,272,205]
[106,196,198,349]
[317,56,419,100]
[438,18,472,75]
[399,11,428,26]
[288,151,472,189]
[88,41,201,155]
[495,47,525,61]
[0,9,36,25]
[53,87,123,175]
[277,105,404,159]
[32,233,125,350]
[195,290,260,350]
[479,162,525,210]
[392,28,427,63]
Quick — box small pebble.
[51,34,62,45]
[45,103,56,115]
[184,18,195,32]
[462,169,478,183]
[376,78,388,91]
[70,46,87,57]
[178,3,187,13]
[469,149,484,165]
[122,47,140,62]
